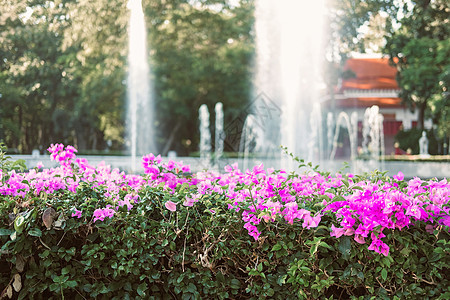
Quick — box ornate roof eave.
[336,89,401,99]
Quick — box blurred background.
[0,0,448,158]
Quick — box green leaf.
[230,279,240,289]
[66,281,77,288]
[137,283,147,297]
[272,243,282,251]
[0,228,13,236]
[319,242,334,251]
[381,268,388,281]
[310,243,319,256]
[14,215,26,234]
[257,263,263,272]
[179,182,189,192]
[187,283,197,293]
[341,179,350,188]
[351,186,364,191]
[338,237,351,260]
[28,228,42,237]
[277,275,287,285]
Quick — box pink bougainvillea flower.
[368,239,390,256]
[439,215,450,227]
[330,224,346,238]
[71,209,82,219]
[183,194,200,207]
[393,171,404,181]
[166,160,176,171]
[354,234,365,244]
[181,164,191,173]
[165,200,177,212]
[93,206,115,223]
[302,214,321,229]
[425,224,434,234]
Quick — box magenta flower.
[330,225,345,238]
[93,206,115,222]
[368,239,389,256]
[354,234,365,244]
[71,209,82,219]
[302,214,321,229]
[393,171,404,181]
[165,201,177,212]
[181,164,191,173]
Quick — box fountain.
[126,0,155,171]
[199,104,212,169]
[214,102,225,167]
[360,105,384,170]
[329,111,358,161]
[308,103,324,163]
[239,114,265,171]
[326,113,335,158]
[252,0,326,165]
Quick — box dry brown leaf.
[12,274,21,292]
[42,208,56,229]
[15,255,25,272]
[6,285,13,298]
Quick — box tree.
[62,0,129,150]
[0,0,75,152]
[0,0,255,155]
[146,0,254,155]
[383,0,450,133]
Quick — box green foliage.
[1,175,449,299]
[0,0,253,154]
[395,128,439,155]
[0,142,25,174]
[148,0,254,155]
[383,0,450,133]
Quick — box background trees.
[147,0,254,155]
[0,0,447,155]
[383,0,449,140]
[0,0,253,155]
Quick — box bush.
[1,144,449,299]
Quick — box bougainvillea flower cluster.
[1,144,449,256]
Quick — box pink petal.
[165,201,177,212]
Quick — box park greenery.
[0,0,449,154]
[0,144,449,298]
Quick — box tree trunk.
[161,119,182,156]
[417,100,427,130]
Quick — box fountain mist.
[253,1,326,162]
[199,104,212,169]
[127,0,154,171]
[214,102,224,167]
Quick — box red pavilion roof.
[340,58,399,91]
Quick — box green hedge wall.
[1,183,449,299]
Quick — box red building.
[323,56,431,156]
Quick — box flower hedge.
[0,144,449,299]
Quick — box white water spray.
[329,112,358,161]
[253,0,326,165]
[214,102,224,167]
[127,0,154,171]
[199,104,212,169]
